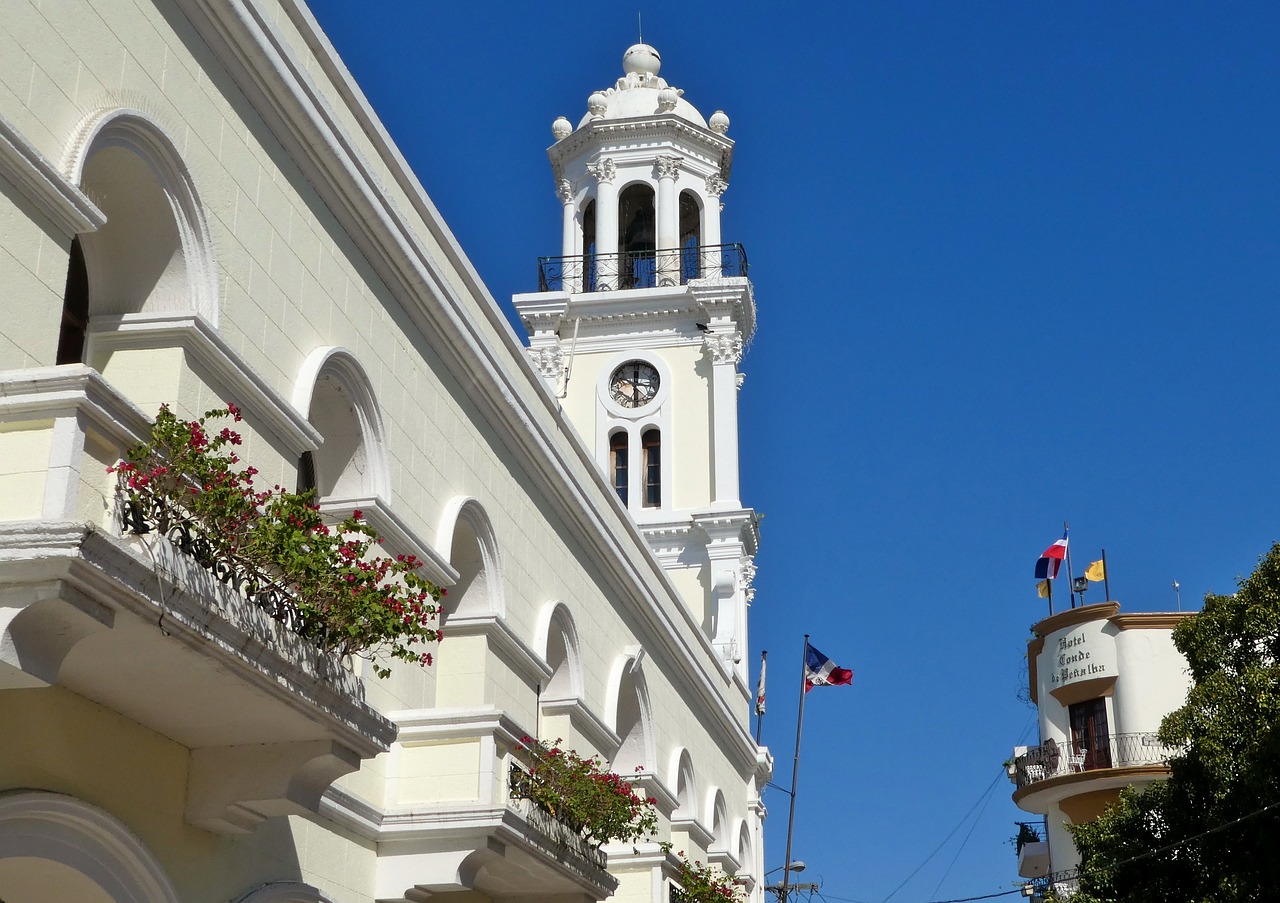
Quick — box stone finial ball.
[709,110,730,134]
[657,87,679,112]
[587,92,608,117]
[623,43,662,77]
[552,116,572,141]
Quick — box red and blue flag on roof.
[804,642,853,692]
[1034,530,1069,580]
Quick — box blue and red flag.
[804,643,853,692]
[1034,531,1069,580]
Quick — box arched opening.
[293,348,389,502]
[679,190,701,283]
[737,822,754,879]
[56,236,89,364]
[0,791,180,903]
[66,110,216,348]
[435,500,504,707]
[708,789,728,853]
[540,604,581,700]
[612,658,653,774]
[609,430,629,506]
[618,184,656,289]
[641,427,661,508]
[672,749,697,822]
[582,199,597,292]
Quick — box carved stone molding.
[587,157,616,184]
[556,178,573,203]
[655,154,683,180]
[741,560,757,604]
[705,173,728,197]
[529,346,565,379]
[703,332,743,366]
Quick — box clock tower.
[514,44,758,681]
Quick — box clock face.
[609,361,660,408]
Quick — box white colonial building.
[1008,601,1191,889]
[0,4,768,903]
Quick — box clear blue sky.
[307,3,1280,900]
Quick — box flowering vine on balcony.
[111,404,443,678]
[673,854,743,903]
[512,737,659,849]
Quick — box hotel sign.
[1046,620,1117,689]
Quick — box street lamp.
[765,862,806,877]
[764,862,811,903]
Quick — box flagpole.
[1064,520,1077,609]
[755,650,768,743]
[1047,577,1053,617]
[779,635,809,903]
[1101,548,1111,601]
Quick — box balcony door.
[1069,698,1111,770]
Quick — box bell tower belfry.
[514,44,758,680]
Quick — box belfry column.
[705,329,743,508]
[655,155,682,284]
[557,179,579,292]
[704,175,727,273]
[589,158,618,289]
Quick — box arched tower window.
[610,430,628,505]
[642,427,661,508]
[619,184,656,289]
[56,237,89,364]
[679,190,701,283]
[293,347,389,502]
[582,199,597,292]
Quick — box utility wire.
[927,772,999,899]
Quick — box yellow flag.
[1086,559,1106,582]
[1037,579,1051,598]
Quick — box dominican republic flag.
[804,643,853,692]
[1034,531,1069,580]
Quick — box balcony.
[508,762,610,875]
[538,243,748,292]
[0,367,397,835]
[1010,733,1179,810]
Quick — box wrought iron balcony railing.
[1012,732,1180,789]
[508,762,609,872]
[537,243,748,292]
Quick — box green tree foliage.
[1069,544,1280,902]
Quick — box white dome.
[574,44,709,130]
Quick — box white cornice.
[539,695,622,755]
[551,116,733,179]
[0,365,152,449]
[173,0,760,771]
[0,113,105,238]
[86,313,321,457]
[442,613,554,688]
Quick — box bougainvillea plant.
[673,853,743,903]
[110,404,443,678]
[514,737,659,848]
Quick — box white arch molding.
[533,600,584,699]
[292,346,391,500]
[234,882,335,903]
[435,496,506,619]
[605,650,655,772]
[64,107,218,325]
[0,791,180,903]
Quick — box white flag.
[754,654,766,716]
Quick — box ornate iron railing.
[122,494,310,638]
[1013,732,1180,788]
[538,242,748,292]
[508,762,608,872]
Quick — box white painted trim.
[0,113,104,237]
[293,346,391,499]
[435,496,506,618]
[0,790,180,903]
[85,312,321,457]
[443,612,553,687]
[64,107,219,325]
[538,696,622,755]
[533,600,584,698]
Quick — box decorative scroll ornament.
[530,346,565,380]
[655,155,683,180]
[556,179,574,203]
[705,174,728,197]
[742,560,758,604]
[587,157,617,184]
[703,332,743,366]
